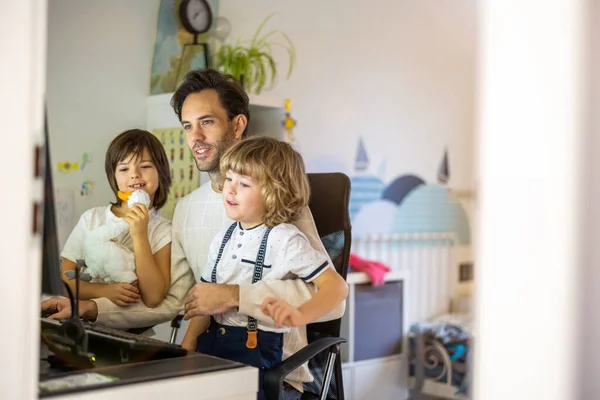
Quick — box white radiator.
[351,232,458,328]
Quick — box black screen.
[41,111,63,296]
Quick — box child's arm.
[181,316,210,352]
[124,204,171,308]
[261,268,348,328]
[61,258,140,306]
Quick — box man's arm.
[91,265,195,329]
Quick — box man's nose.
[190,123,207,141]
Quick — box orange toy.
[117,191,132,201]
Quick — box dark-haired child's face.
[114,148,159,205]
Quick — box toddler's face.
[222,170,266,229]
[114,148,159,204]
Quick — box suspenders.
[210,222,273,349]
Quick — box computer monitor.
[41,111,63,296]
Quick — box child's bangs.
[225,152,265,183]
[117,140,148,164]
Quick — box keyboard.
[41,317,187,365]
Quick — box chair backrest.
[303,172,351,399]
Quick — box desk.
[39,352,258,399]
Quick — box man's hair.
[105,129,172,209]
[219,136,310,227]
[171,68,250,138]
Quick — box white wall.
[47,0,159,244]
[219,0,476,192]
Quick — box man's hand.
[104,282,140,307]
[41,297,99,321]
[261,297,308,328]
[183,283,239,320]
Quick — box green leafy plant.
[215,13,296,95]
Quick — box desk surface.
[39,352,258,399]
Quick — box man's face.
[181,89,245,174]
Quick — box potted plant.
[215,13,296,95]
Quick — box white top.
[202,222,330,332]
[61,205,172,264]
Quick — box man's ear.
[232,114,248,139]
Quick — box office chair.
[263,172,352,400]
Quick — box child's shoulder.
[270,223,304,239]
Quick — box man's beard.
[194,130,237,174]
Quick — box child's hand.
[261,297,307,328]
[104,282,140,307]
[123,204,150,239]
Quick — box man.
[42,69,344,397]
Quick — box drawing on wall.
[81,152,93,170]
[437,147,449,184]
[55,188,76,250]
[152,127,200,220]
[306,137,471,244]
[149,0,219,95]
[80,180,94,197]
[57,161,79,173]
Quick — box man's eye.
[202,120,213,126]
[183,124,191,130]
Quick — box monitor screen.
[41,111,63,296]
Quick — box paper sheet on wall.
[152,127,200,220]
[55,188,76,250]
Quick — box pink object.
[349,253,392,286]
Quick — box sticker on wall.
[437,147,450,184]
[307,137,471,245]
[281,99,297,143]
[80,180,94,196]
[57,161,79,173]
[81,152,93,170]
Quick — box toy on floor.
[348,253,391,286]
[65,190,151,284]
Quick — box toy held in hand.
[76,190,151,284]
[118,190,151,208]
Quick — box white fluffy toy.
[75,190,151,284]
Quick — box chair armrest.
[170,312,184,329]
[264,336,346,399]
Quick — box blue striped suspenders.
[211,222,273,348]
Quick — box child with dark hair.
[60,129,173,308]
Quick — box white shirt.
[61,205,172,266]
[202,222,330,332]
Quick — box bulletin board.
[152,127,200,220]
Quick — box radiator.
[351,232,458,327]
